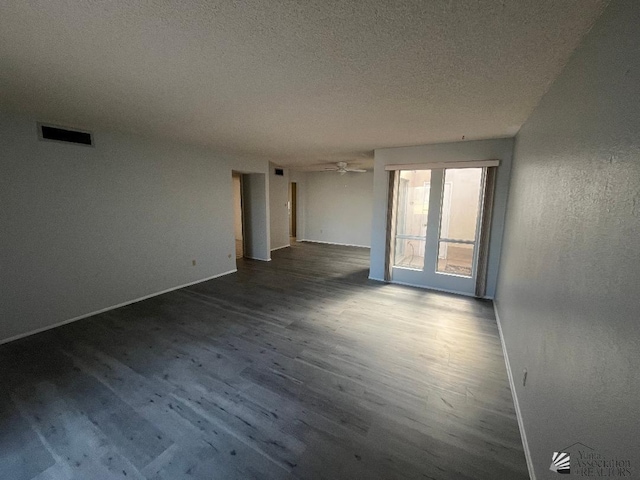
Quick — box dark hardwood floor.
[0,243,528,479]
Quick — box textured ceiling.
[0,0,607,167]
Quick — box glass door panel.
[390,166,487,296]
[435,168,483,278]
[437,241,474,276]
[393,170,431,270]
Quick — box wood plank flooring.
[0,242,528,479]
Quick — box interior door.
[391,167,486,296]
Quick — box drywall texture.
[303,171,374,247]
[496,0,640,476]
[0,1,607,165]
[269,164,290,250]
[0,112,268,342]
[370,139,514,298]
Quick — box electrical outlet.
[192,260,196,266]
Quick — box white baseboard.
[0,269,237,346]
[387,279,475,298]
[270,244,290,252]
[493,301,536,480]
[368,276,493,299]
[299,239,370,249]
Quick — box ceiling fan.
[323,162,367,175]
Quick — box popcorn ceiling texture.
[0,0,607,166]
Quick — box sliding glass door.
[393,170,431,270]
[391,167,486,295]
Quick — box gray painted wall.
[370,138,514,298]
[241,173,271,261]
[0,112,268,343]
[269,164,290,250]
[303,171,374,247]
[496,0,640,477]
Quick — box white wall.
[370,138,514,298]
[496,1,640,477]
[268,164,290,250]
[0,111,268,343]
[302,171,374,247]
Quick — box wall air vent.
[275,168,284,176]
[39,124,93,146]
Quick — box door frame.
[385,164,497,297]
[289,182,297,238]
[232,171,271,262]
[232,172,245,259]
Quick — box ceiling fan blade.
[347,169,367,173]
[323,167,339,171]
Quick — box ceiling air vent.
[274,168,284,176]
[39,124,93,146]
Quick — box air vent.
[274,168,284,176]
[39,124,93,146]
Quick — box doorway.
[289,182,297,242]
[388,167,490,296]
[232,172,244,259]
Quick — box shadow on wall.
[240,172,270,261]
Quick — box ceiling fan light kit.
[323,162,368,174]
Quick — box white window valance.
[384,159,500,171]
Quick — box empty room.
[1,1,638,479]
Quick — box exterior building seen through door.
[391,167,486,296]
